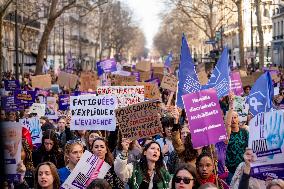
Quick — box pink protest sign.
[182,88,227,148]
[230,71,243,96]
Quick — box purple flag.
[182,88,227,148]
[230,72,244,96]
[65,51,75,73]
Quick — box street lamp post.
[251,1,254,71]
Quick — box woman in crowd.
[266,179,284,189]
[58,140,84,184]
[196,152,228,189]
[86,179,111,189]
[86,130,102,151]
[171,164,197,189]
[35,162,60,189]
[114,140,171,189]
[91,137,124,189]
[33,130,65,169]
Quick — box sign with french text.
[14,90,36,104]
[230,71,244,96]
[122,82,160,100]
[4,80,20,91]
[97,58,117,76]
[31,74,52,89]
[57,71,78,89]
[59,95,70,111]
[161,74,178,92]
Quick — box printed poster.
[29,103,46,117]
[70,95,117,131]
[116,101,163,140]
[230,72,244,96]
[20,117,42,147]
[59,95,70,111]
[97,58,117,76]
[2,122,22,182]
[97,86,144,108]
[233,96,249,123]
[248,110,284,180]
[61,151,110,189]
[46,97,58,119]
[182,88,227,148]
[4,80,20,91]
[14,90,36,104]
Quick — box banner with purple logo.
[248,110,284,180]
[132,71,140,82]
[1,96,24,111]
[59,95,70,110]
[14,90,36,105]
[230,72,243,96]
[97,58,117,76]
[182,88,227,148]
[4,80,20,91]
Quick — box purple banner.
[182,88,227,148]
[14,90,36,104]
[4,80,20,91]
[59,95,70,111]
[230,72,243,96]
[132,71,141,82]
[1,96,24,111]
[97,58,117,76]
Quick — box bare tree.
[254,0,264,68]
[0,0,13,80]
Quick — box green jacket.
[129,164,171,189]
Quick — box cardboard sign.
[14,90,36,104]
[29,103,46,117]
[108,75,136,86]
[70,95,117,131]
[80,72,97,91]
[20,117,42,147]
[249,111,284,180]
[161,74,178,92]
[31,74,52,89]
[182,88,227,148]
[97,86,144,108]
[61,151,110,189]
[135,61,151,72]
[140,71,151,81]
[116,101,163,140]
[152,63,164,74]
[46,97,58,119]
[57,71,78,89]
[4,80,20,91]
[122,82,160,100]
[2,122,22,182]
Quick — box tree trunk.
[255,0,264,69]
[35,19,56,75]
[236,0,245,69]
[0,14,4,81]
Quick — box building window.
[282,21,284,36]
[278,22,280,36]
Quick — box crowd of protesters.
[1,63,284,189]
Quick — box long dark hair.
[182,133,199,162]
[39,130,60,153]
[171,164,197,189]
[139,141,165,183]
[91,137,114,166]
[35,162,60,189]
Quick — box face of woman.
[67,144,84,166]
[92,140,107,160]
[174,170,194,189]
[144,143,161,162]
[181,127,190,143]
[198,156,214,179]
[231,112,239,128]
[44,139,54,152]
[88,133,100,146]
[37,165,54,188]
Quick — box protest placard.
[182,88,227,148]
[233,96,249,123]
[50,84,60,94]
[135,61,151,72]
[121,82,160,100]
[2,122,22,182]
[57,71,78,89]
[14,90,36,104]
[230,72,244,96]
[4,80,20,91]
[79,72,98,91]
[140,71,151,81]
[46,97,58,119]
[108,74,136,86]
[61,151,111,189]
[70,95,117,130]
[132,71,140,82]
[1,96,23,111]
[29,103,46,117]
[20,117,42,147]
[97,58,117,76]
[31,74,52,89]
[248,110,284,180]
[97,86,144,108]
[161,74,178,92]
[116,101,163,140]
[152,72,164,83]
[59,95,70,110]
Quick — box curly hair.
[138,141,165,183]
[22,139,34,171]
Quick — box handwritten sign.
[4,80,20,91]
[135,61,151,72]
[97,86,144,108]
[108,74,136,86]
[116,101,163,140]
[80,72,97,91]
[161,74,178,92]
[122,82,160,100]
[31,74,52,89]
[182,88,227,148]
[57,71,78,89]
[70,95,117,130]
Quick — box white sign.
[29,103,46,117]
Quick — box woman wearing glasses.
[171,164,197,189]
[114,140,171,189]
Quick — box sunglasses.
[174,176,194,184]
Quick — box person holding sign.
[114,141,171,189]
